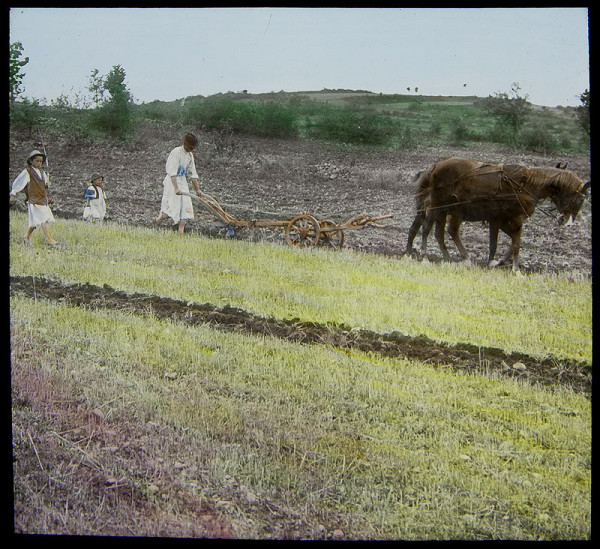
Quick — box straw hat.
[27,150,46,163]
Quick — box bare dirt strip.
[10,275,591,395]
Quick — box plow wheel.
[285,214,321,248]
[318,220,345,248]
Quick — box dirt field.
[9,127,592,274]
[9,127,592,538]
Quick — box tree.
[87,68,106,107]
[575,89,590,136]
[103,64,133,105]
[9,41,29,103]
[93,64,134,139]
[484,83,532,143]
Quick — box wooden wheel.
[318,220,345,248]
[285,214,321,248]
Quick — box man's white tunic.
[160,145,199,223]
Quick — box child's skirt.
[27,203,55,228]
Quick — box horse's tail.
[412,169,424,183]
[413,165,434,210]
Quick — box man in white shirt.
[154,133,203,233]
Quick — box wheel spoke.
[318,220,344,248]
[285,214,321,247]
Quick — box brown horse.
[405,158,590,271]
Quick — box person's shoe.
[225,225,235,238]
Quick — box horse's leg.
[405,212,423,256]
[491,244,513,267]
[447,215,469,261]
[490,224,521,271]
[434,215,451,259]
[420,213,435,257]
[510,231,522,272]
[487,221,500,266]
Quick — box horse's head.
[554,178,591,227]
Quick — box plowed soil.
[9,126,592,274]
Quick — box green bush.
[9,98,44,134]
[449,116,470,143]
[90,101,132,139]
[135,100,183,123]
[12,88,590,153]
[183,98,297,138]
[521,123,558,152]
[306,106,393,146]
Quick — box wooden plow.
[180,190,393,249]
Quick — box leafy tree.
[103,64,133,105]
[93,64,133,139]
[483,82,532,144]
[9,41,29,103]
[87,68,106,107]
[575,89,590,136]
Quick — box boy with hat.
[9,149,58,246]
[83,173,107,222]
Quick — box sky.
[9,7,590,107]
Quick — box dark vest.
[25,166,48,205]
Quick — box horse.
[404,157,590,271]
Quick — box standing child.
[9,149,58,246]
[83,173,107,223]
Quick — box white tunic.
[83,185,107,221]
[10,167,55,228]
[159,145,199,223]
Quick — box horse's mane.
[521,166,584,195]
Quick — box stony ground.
[9,126,592,274]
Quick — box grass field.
[10,212,591,539]
[9,213,592,362]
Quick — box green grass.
[10,292,591,539]
[9,212,592,363]
[10,210,591,538]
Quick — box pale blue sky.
[9,7,590,107]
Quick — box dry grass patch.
[11,295,591,539]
